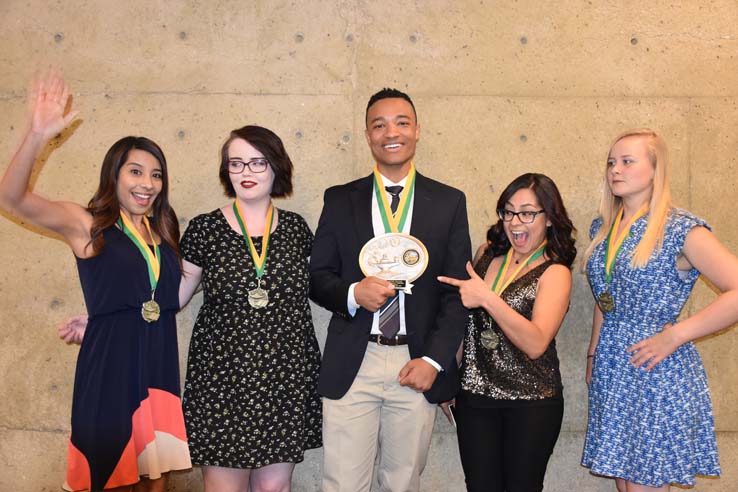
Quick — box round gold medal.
[598,291,615,312]
[141,299,160,323]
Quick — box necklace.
[118,213,161,323]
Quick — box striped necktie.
[378,185,403,339]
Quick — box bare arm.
[586,304,603,384]
[628,226,738,370]
[439,259,571,360]
[481,263,571,359]
[485,265,571,359]
[0,71,88,254]
[179,259,203,309]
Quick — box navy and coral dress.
[64,226,191,491]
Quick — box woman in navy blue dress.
[0,72,191,491]
[581,129,738,491]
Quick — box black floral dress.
[180,208,322,468]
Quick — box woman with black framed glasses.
[60,125,323,491]
[439,173,576,492]
[177,125,322,492]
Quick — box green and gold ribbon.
[491,241,548,295]
[373,163,416,233]
[604,204,648,282]
[233,201,274,279]
[118,212,160,291]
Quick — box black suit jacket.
[309,172,471,403]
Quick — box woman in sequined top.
[439,173,576,492]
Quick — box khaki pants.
[322,342,437,492]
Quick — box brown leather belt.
[368,334,409,346]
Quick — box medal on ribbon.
[480,241,548,350]
[598,205,648,313]
[359,163,429,294]
[233,201,274,309]
[118,212,161,323]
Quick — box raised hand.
[437,261,491,309]
[28,69,78,140]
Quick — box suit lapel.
[350,175,375,246]
[409,172,434,240]
[406,173,435,335]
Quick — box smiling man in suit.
[309,88,471,492]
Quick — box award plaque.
[359,233,429,294]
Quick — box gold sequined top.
[460,252,563,402]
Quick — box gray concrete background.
[1,1,737,490]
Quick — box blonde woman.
[581,129,738,491]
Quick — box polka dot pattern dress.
[181,208,322,468]
[582,209,720,487]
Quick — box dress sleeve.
[670,210,711,284]
[180,214,206,268]
[295,213,314,259]
[589,217,603,240]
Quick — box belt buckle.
[376,335,387,346]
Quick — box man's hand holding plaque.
[354,276,396,312]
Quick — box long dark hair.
[486,173,576,267]
[87,136,180,262]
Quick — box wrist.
[484,291,499,314]
[25,127,51,146]
[663,323,685,346]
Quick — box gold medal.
[118,213,162,324]
[142,298,161,322]
[480,329,500,350]
[248,286,269,309]
[597,291,614,312]
[599,205,648,315]
[233,201,274,309]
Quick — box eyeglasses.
[228,158,269,174]
[497,209,545,224]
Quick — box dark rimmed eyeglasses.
[497,209,545,224]
[228,158,269,174]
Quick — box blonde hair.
[582,128,672,270]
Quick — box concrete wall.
[1,1,737,490]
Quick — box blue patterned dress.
[581,209,720,487]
